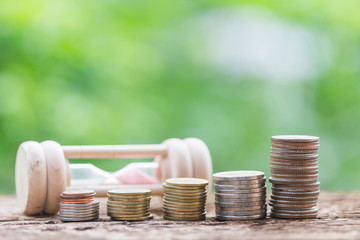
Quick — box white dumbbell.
[15,138,213,216]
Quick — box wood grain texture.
[1,192,360,240]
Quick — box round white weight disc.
[184,138,213,187]
[15,141,47,215]
[41,141,67,215]
[65,158,71,187]
[160,138,193,182]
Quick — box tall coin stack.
[163,178,208,221]
[213,171,267,221]
[269,135,320,219]
[60,190,99,222]
[107,189,153,221]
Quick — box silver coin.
[272,207,318,214]
[269,198,318,206]
[216,204,267,212]
[216,191,266,198]
[271,168,319,175]
[269,177,318,184]
[214,177,266,186]
[216,213,266,221]
[60,206,99,212]
[270,149,319,155]
[215,200,266,209]
[271,190,320,197]
[60,209,99,215]
[216,208,266,216]
[213,171,264,181]
[270,155,319,161]
[214,183,266,190]
[270,173,319,179]
[60,215,98,222]
[60,213,99,219]
[271,194,318,201]
[60,201,99,207]
[215,196,266,204]
[271,204,317,210]
[271,187,320,193]
[271,135,319,142]
[215,186,266,194]
[270,212,317,219]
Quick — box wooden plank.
[1,192,360,240]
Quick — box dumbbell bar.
[15,138,212,216]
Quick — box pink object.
[114,167,159,185]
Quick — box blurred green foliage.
[1,0,360,194]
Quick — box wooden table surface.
[0,192,359,240]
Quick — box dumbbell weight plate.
[183,138,213,188]
[160,138,193,181]
[41,140,67,215]
[15,141,47,216]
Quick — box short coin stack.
[213,171,267,221]
[269,135,320,219]
[107,189,153,221]
[163,178,208,221]
[59,190,99,222]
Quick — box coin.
[271,204,317,210]
[216,214,266,221]
[163,178,207,221]
[214,183,265,190]
[213,171,264,181]
[271,135,319,142]
[214,178,266,186]
[163,206,205,212]
[107,188,152,221]
[271,190,320,197]
[60,216,98,222]
[216,204,267,212]
[164,215,206,221]
[165,178,209,187]
[270,212,317,219]
[164,189,207,196]
[163,183,206,191]
[269,177,317,184]
[215,195,266,203]
[108,189,151,196]
[272,207,318,214]
[269,135,320,219]
[59,190,99,222]
[215,186,266,194]
[216,191,265,198]
[216,210,266,217]
[111,215,154,221]
[61,190,96,198]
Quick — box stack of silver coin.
[270,135,320,219]
[107,189,153,221]
[163,178,208,221]
[213,171,267,221]
[59,190,99,222]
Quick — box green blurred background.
[1,0,360,194]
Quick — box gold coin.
[108,196,151,202]
[165,178,209,187]
[108,189,151,196]
[164,214,206,221]
[164,197,206,204]
[111,215,153,221]
[164,190,207,196]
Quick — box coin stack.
[269,135,320,219]
[59,190,99,222]
[213,171,267,221]
[107,189,153,221]
[163,178,208,221]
